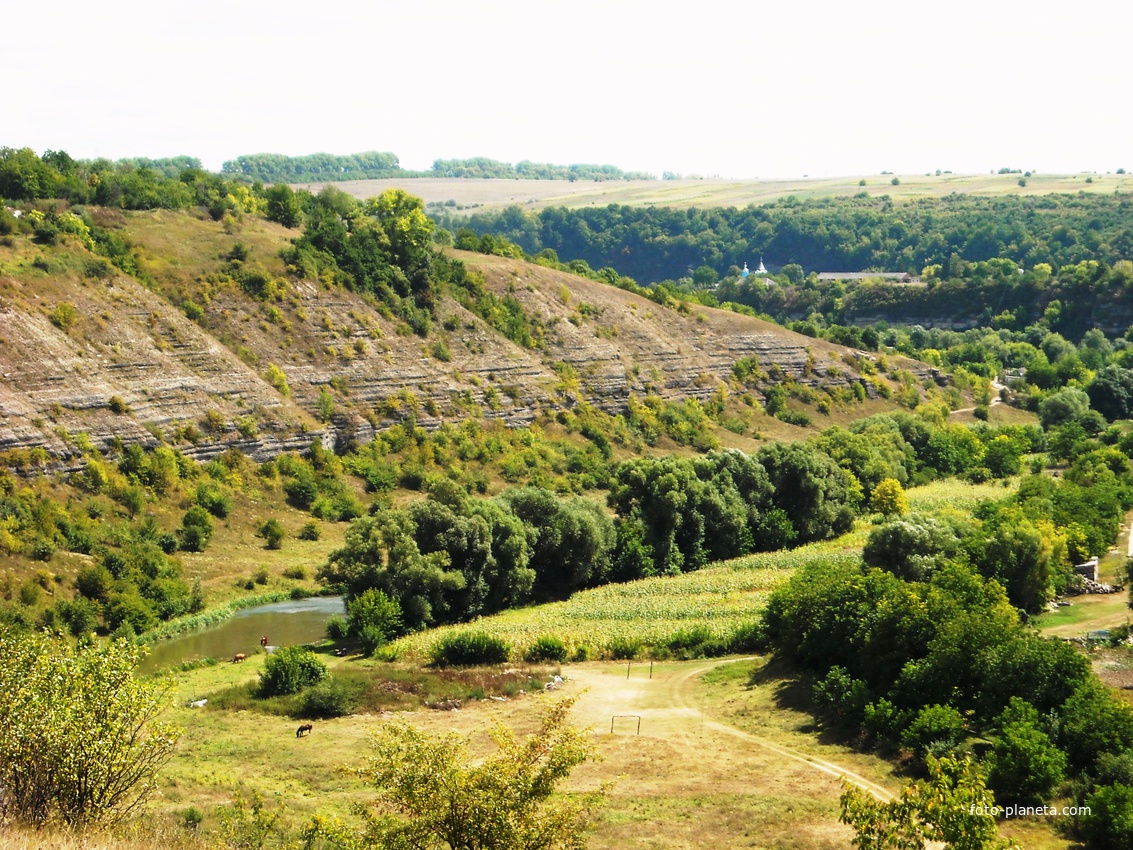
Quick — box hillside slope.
[0,209,925,460]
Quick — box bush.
[430,631,511,667]
[325,615,349,641]
[524,635,568,663]
[901,704,966,759]
[299,675,361,718]
[1080,782,1133,849]
[258,646,327,697]
[257,518,285,550]
[282,565,307,580]
[195,482,232,518]
[0,632,179,826]
[297,520,321,541]
[180,505,214,552]
[609,637,641,660]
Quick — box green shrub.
[524,635,567,663]
[325,615,349,641]
[901,704,966,759]
[258,646,327,697]
[257,518,285,550]
[180,506,213,552]
[297,521,321,541]
[195,482,233,518]
[299,675,361,718]
[282,565,307,580]
[430,631,511,667]
[609,637,641,660]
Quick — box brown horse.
[296,723,313,738]
[232,653,246,663]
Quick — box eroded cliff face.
[0,212,901,461]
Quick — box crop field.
[302,172,1133,212]
[390,477,1018,660]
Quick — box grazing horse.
[296,723,313,738]
[232,653,246,663]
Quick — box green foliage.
[299,674,362,718]
[223,151,401,182]
[264,363,291,397]
[256,518,285,550]
[524,634,568,663]
[870,477,907,516]
[430,630,511,667]
[346,588,403,656]
[900,704,966,759]
[258,646,328,697]
[985,698,1066,805]
[840,756,1018,850]
[320,694,604,850]
[216,790,285,850]
[0,631,180,826]
[298,520,321,541]
[49,302,78,332]
[1080,783,1133,850]
[862,514,962,582]
[179,504,213,552]
[263,183,303,228]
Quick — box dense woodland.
[440,193,1133,280]
[8,144,1133,846]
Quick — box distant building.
[741,258,768,279]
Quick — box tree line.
[430,157,653,181]
[435,193,1133,284]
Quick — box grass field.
[301,171,1133,212]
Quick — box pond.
[137,595,345,675]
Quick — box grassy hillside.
[0,207,931,461]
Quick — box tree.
[0,631,180,826]
[263,183,303,228]
[840,756,1019,850]
[320,694,606,850]
[870,478,908,517]
[862,514,962,582]
[1088,365,1133,421]
[986,698,1066,805]
[1038,387,1091,430]
[346,588,403,655]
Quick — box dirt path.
[567,657,896,803]
[667,659,896,802]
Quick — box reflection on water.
[137,596,345,674]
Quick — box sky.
[3,0,1131,180]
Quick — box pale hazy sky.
[3,0,1130,179]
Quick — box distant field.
[296,171,1133,212]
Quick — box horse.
[232,653,246,663]
[296,723,313,738]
